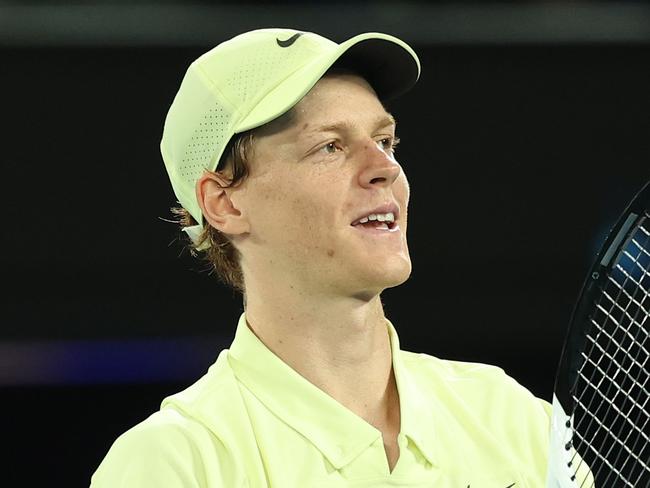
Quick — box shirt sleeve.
[90,410,239,488]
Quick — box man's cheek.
[394,176,410,206]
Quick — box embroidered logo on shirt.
[466,484,515,488]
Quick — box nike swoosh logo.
[276,33,303,48]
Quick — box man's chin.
[382,265,412,290]
[349,263,412,301]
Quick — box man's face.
[235,74,411,299]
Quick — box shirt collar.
[227,312,437,470]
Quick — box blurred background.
[1,0,649,485]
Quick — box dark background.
[1,1,649,486]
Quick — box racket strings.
[571,217,650,485]
[570,223,650,439]
[574,248,650,484]
[569,214,650,486]
[595,281,650,484]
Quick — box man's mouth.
[351,212,397,231]
[351,212,399,232]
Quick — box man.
[91,28,551,487]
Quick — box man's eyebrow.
[306,113,397,135]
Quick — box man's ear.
[196,171,250,235]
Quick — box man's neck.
[243,286,399,429]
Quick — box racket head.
[547,180,650,487]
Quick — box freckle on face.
[327,249,335,257]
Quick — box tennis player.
[91,28,552,487]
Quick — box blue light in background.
[0,335,229,386]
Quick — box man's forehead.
[257,74,397,139]
[291,73,390,119]
[302,113,397,135]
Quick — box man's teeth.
[358,212,394,224]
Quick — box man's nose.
[357,141,401,189]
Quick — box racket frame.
[546,181,650,488]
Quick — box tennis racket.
[546,180,650,487]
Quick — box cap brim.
[237,32,420,133]
[335,32,421,101]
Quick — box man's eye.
[322,142,339,154]
[378,136,400,153]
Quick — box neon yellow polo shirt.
[91,314,551,487]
